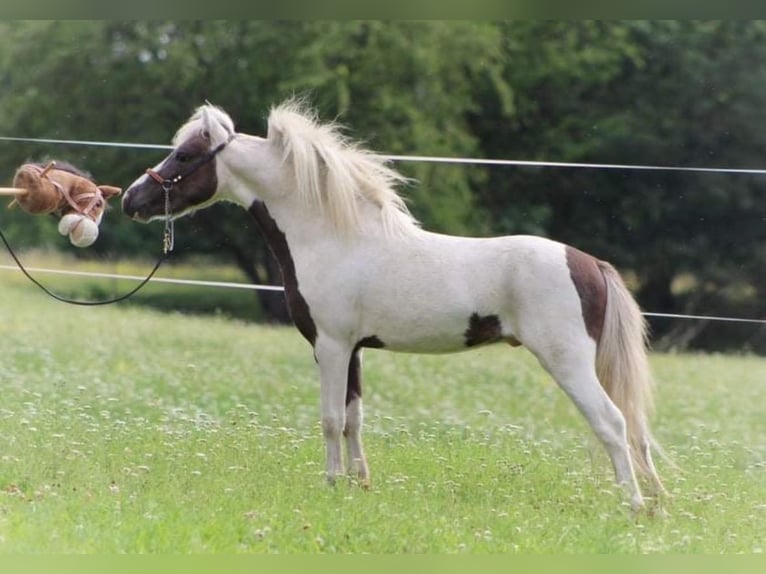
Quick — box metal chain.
[163,185,175,254]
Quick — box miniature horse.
[122,100,665,511]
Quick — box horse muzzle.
[122,184,155,222]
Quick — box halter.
[24,163,105,241]
[56,181,103,219]
[145,133,235,192]
[30,163,104,221]
[143,133,235,253]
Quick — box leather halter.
[33,164,104,221]
[145,133,235,192]
[57,182,103,219]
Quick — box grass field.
[1,269,766,553]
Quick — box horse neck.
[258,194,347,249]
[223,135,402,247]
[222,167,339,248]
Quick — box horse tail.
[594,261,659,479]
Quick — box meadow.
[1,265,765,553]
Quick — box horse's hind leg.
[344,348,370,486]
[636,421,666,498]
[531,341,644,511]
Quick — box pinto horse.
[122,100,665,511]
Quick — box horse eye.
[175,151,192,163]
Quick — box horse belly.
[358,280,511,354]
[368,315,477,354]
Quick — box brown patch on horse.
[346,336,385,405]
[464,313,504,347]
[248,200,317,346]
[565,245,607,343]
[346,353,363,405]
[357,336,384,350]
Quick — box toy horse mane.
[33,159,94,182]
[266,99,419,237]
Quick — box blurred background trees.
[1,20,766,352]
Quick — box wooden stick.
[40,161,56,177]
[0,188,28,196]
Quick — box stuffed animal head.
[12,161,122,247]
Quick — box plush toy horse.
[0,161,121,247]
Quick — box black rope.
[0,226,168,306]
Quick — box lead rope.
[0,187,174,306]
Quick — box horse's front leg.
[315,336,353,484]
[344,348,370,487]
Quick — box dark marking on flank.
[464,313,503,347]
[565,245,607,343]
[356,336,385,350]
[248,200,317,346]
[346,336,386,405]
[346,352,362,406]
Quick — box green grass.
[1,276,765,553]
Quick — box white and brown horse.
[122,100,665,511]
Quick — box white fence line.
[2,264,766,325]
[3,135,766,175]
[0,264,284,292]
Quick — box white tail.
[595,261,664,488]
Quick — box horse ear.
[201,105,232,145]
[98,185,122,199]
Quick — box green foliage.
[1,284,765,552]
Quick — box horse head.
[122,105,236,222]
[12,161,121,247]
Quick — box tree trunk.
[194,210,292,324]
[638,260,676,342]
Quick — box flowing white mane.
[267,99,419,237]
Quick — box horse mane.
[267,98,419,237]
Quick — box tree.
[469,21,766,349]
